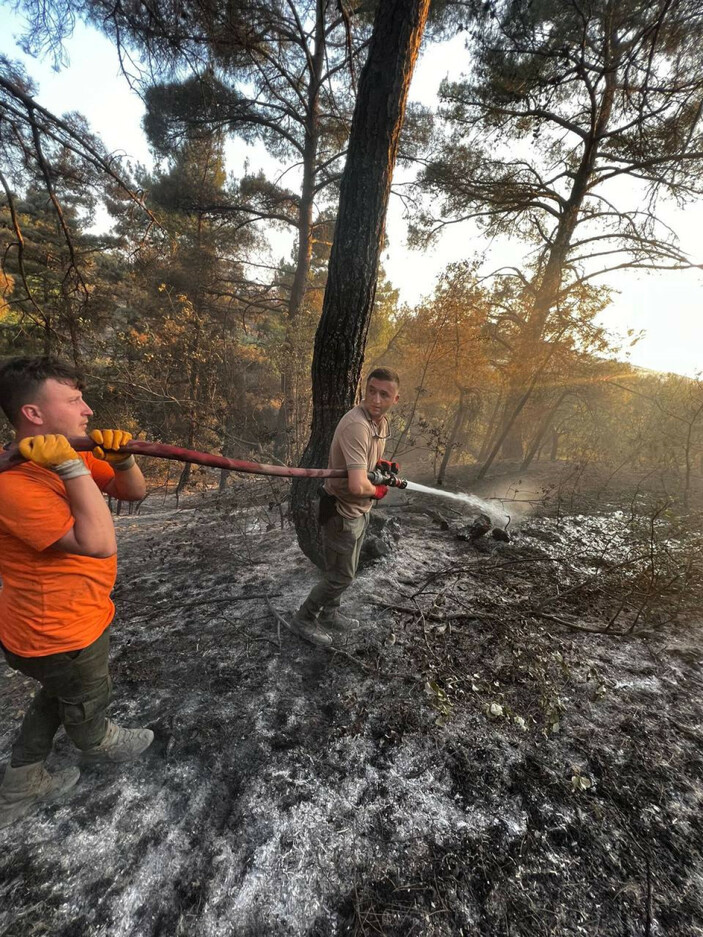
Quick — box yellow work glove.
[18,434,90,480]
[89,429,135,471]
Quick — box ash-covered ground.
[1,468,703,937]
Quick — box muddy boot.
[290,606,333,648]
[318,608,360,632]
[0,761,80,829]
[81,721,154,763]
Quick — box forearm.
[109,460,147,501]
[17,434,117,557]
[356,477,379,498]
[63,476,117,556]
[347,468,378,498]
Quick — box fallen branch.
[369,600,448,621]
[265,596,288,648]
[533,610,634,636]
[534,552,653,609]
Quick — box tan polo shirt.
[323,404,389,518]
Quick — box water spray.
[365,467,508,527]
[402,479,509,528]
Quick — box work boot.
[290,606,333,648]
[81,721,154,763]
[0,761,80,829]
[318,608,360,632]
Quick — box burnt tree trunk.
[291,0,431,566]
[683,399,703,509]
[521,390,569,470]
[436,388,479,485]
[477,391,504,462]
[218,411,239,492]
[390,314,446,460]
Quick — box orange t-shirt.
[0,452,117,657]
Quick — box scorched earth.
[1,471,702,937]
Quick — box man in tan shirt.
[291,367,401,646]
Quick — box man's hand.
[18,434,89,480]
[372,484,389,501]
[19,434,78,468]
[376,458,400,477]
[90,429,135,470]
[92,429,146,501]
[372,459,401,485]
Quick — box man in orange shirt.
[0,356,153,828]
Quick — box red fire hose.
[0,436,348,479]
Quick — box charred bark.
[477,390,504,463]
[521,420,549,470]
[521,391,569,470]
[436,388,479,485]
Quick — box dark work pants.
[303,511,370,612]
[1,627,112,767]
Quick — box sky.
[1,6,702,377]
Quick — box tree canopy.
[413,0,703,471]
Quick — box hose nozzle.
[367,468,408,489]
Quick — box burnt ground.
[1,463,703,937]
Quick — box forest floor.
[1,459,703,936]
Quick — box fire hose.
[0,436,408,487]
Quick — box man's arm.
[17,435,117,558]
[347,467,379,498]
[51,474,117,557]
[339,420,380,498]
[103,464,146,502]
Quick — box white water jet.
[404,480,509,527]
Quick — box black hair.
[367,366,400,387]
[0,356,85,426]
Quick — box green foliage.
[416,0,703,264]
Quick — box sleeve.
[82,452,116,493]
[0,473,74,552]
[338,421,371,470]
